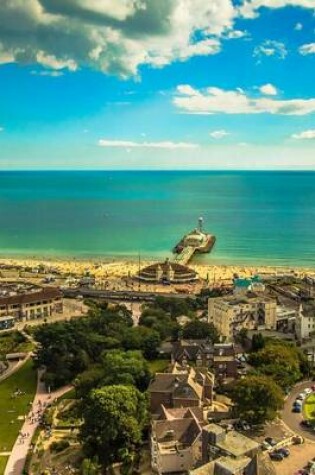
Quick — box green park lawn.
[0,359,37,451]
[0,456,9,475]
[304,393,315,422]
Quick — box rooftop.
[216,430,259,457]
[153,418,201,454]
[0,287,62,305]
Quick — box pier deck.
[173,246,195,265]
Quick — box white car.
[304,388,312,395]
[297,393,306,400]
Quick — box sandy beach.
[0,256,313,287]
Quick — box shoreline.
[0,250,314,269]
[0,254,314,283]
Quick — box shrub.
[50,439,70,453]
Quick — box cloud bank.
[292,129,315,139]
[98,139,198,149]
[0,0,314,77]
[0,0,235,77]
[174,85,315,115]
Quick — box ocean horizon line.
[0,169,315,173]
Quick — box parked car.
[300,420,312,428]
[297,393,306,400]
[293,402,302,409]
[304,388,312,395]
[292,435,304,444]
[269,451,284,461]
[265,437,277,447]
[292,405,302,413]
[261,441,272,451]
[276,447,290,457]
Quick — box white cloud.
[98,139,199,149]
[0,1,313,78]
[292,129,315,139]
[0,127,4,132]
[174,85,315,115]
[253,40,287,59]
[226,29,248,39]
[294,22,303,31]
[210,129,230,139]
[299,43,315,55]
[240,1,315,19]
[30,70,64,77]
[36,51,77,71]
[259,83,278,95]
[0,0,235,77]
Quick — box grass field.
[0,359,37,451]
[304,393,315,422]
[0,456,9,475]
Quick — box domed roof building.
[138,259,198,283]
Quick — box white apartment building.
[296,304,315,341]
[208,295,277,340]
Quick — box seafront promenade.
[0,256,313,287]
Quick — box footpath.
[4,370,72,475]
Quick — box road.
[281,380,315,442]
[4,370,72,475]
[62,287,195,301]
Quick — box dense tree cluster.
[80,385,147,469]
[139,296,218,342]
[32,296,219,472]
[233,375,284,424]
[75,350,151,398]
[248,338,309,390]
[33,301,156,388]
[33,297,220,388]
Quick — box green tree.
[74,366,104,398]
[251,333,265,352]
[80,385,147,469]
[182,319,219,341]
[233,375,284,424]
[248,342,301,390]
[142,331,161,360]
[236,328,248,347]
[101,350,151,391]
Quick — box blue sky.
[0,0,314,169]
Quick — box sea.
[0,170,314,267]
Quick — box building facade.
[296,304,315,341]
[0,287,63,321]
[208,295,277,340]
[148,364,214,415]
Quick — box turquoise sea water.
[0,171,314,267]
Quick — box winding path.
[4,370,72,475]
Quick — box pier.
[173,217,216,265]
[173,246,196,265]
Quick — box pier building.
[173,217,216,265]
[138,259,198,284]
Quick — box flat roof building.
[208,295,277,341]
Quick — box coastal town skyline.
[0,1,314,170]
